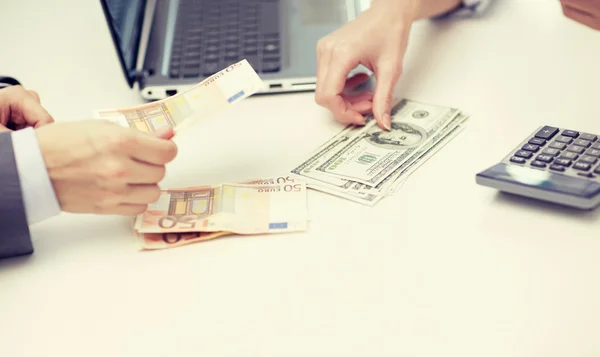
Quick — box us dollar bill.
[314,99,461,187]
[290,99,468,206]
[352,113,469,198]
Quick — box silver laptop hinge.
[134,0,158,78]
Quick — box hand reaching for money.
[36,120,178,215]
[315,0,418,130]
[314,0,463,131]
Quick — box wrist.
[373,0,421,22]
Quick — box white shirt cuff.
[11,127,61,225]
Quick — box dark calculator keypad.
[536,154,554,163]
[587,149,600,157]
[549,142,567,150]
[567,145,586,154]
[574,139,592,148]
[573,162,591,171]
[522,144,539,152]
[562,130,579,138]
[531,160,547,168]
[508,126,600,180]
[559,152,579,160]
[542,148,560,156]
[580,133,597,142]
[528,138,546,146]
[554,158,572,166]
[556,136,574,144]
[534,126,559,139]
[515,150,533,159]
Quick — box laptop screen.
[100,0,146,87]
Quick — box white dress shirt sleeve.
[11,127,61,225]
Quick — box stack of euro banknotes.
[95,60,468,250]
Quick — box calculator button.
[522,144,539,152]
[594,166,600,174]
[567,145,585,154]
[548,141,566,150]
[541,148,560,156]
[558,152,579,160]
[573,139,591,148]
[562,130,579,138]
[528,138,546,146]
[579,155,598,165]
[556,136,574,144]
[510,156,527,164]
[554,158,572,166]
[534,126,559,140]
[535,154,554,163]
[586,149,600,157]
[593,142,600,150]
[573,162,591,171]
[577,172,596,179]
[549,164,566,172]
[580,133,597,142]
[530,160,547,168]
[515,150,533,159]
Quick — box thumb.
[372,61,403,131]
[152,126,175,140]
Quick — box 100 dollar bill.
[315,99,460,187]
[94,59,263,132]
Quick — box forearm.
[371,0,462,21]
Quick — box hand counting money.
[94,59,263,133]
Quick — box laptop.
[100,0,370,101]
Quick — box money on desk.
[290,99,469,206]
[94,59,263,132]
[133,176,308,250]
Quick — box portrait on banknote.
[365,122,429,150]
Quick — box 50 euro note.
[134,176,307,250]
[94,59,263,133]
[134,181,308,235]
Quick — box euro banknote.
[94,59,263,132]
[134,181,308,235]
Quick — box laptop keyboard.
[169,0,282,79]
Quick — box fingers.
[315,37,333,103]
[27,90,41,103]
[115,130,178,165]
[344,72,371,91]
[0,85,54,128]
[348,100,373,114]
[322,63,365,124]
[125,160,167,184]
[93,184,161,214]
[562,4,600,30]
[315,39,365,125]
[0,125,11,133]
[123,184,162,205]
[372,58,404,131]
[99,204,149,216]
[153,127,175,140]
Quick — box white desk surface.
[1,1,600,356]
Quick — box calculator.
[476,125,600,210]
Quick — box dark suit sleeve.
[0,132,33,259]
